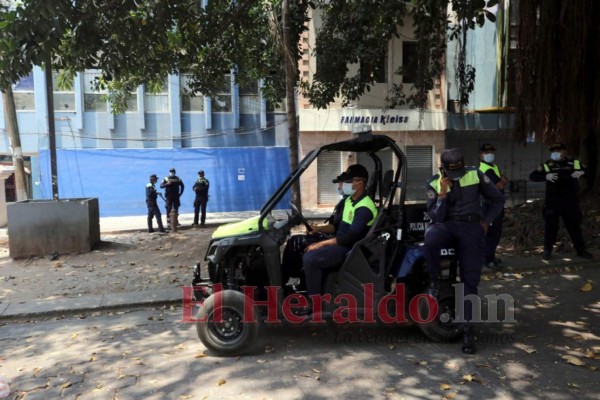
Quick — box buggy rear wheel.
[415,284,461,342]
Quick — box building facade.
[298,11,447,209]
[0,68,291,216]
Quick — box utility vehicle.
[191,132,461,355]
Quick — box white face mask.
[550,152,561,161]
[170,172,175,177]
[483,153,495,163]
[342,182,356,196]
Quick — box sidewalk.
[1,210,598,320]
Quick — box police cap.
[549,142,566,151]
[149,174,157,179]
[332,172,350,183]
[198,170,204,174]
[440,148,466,180]
[479,143,496,152]
[345,164,369,181]
[169,168,176,173]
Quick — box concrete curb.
[2,260,598,322]
[0,288,182,321]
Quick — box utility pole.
[2,86,29,201]
[44,56,59,200]
[282,0,302,210]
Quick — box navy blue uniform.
[424,167,504,322]
[193,176,210,226]
[281,197,345,285]
[529,157,587,255]
[479,161,506,265]
[160,175,185,223]
[303,193,376,296]
[146,181,165,232]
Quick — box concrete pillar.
[0,166,14,227]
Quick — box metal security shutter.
[317,151,342,204]
[405,146,433,201]
[357,149,394,184]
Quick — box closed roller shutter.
[317,151,342,204]
[357,149,394,187]
[406,146,433,201]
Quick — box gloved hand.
[571,171,585,179]
[546,173,558,182]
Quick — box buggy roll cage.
[258,132,408,233]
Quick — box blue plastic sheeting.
[37,148,292,217]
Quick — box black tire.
[196,290,261,356]
[415,284,461,342]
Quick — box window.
[213,74,232,112]
[144,79,169,112]
[239,80,260,114]
[180,74,204,112]
[402,41,418,84]
[52,70,75,111]
[83,71,108,112]
[13,73,35,111]
[360,50,387,83]
[267,97,287,113]
[125,90,138,112]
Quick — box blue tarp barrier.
[38,147,292,217]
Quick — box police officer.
[192,170,210,227]
[281,171,348,288]
[478,143,509,270]
[424,148,504,354]
[160,168,185,225]
[146,174,166,233]
[529,142,593,261]
[298,164,377,315]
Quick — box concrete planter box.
[7,198,100,259]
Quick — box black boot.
[462,325,477,354]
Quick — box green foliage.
[302,0,497,110]
[0,0,311,113]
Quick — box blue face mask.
[342,182,356,196]
[483,153,495,163]
[550,152,561,161]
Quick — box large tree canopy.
[515,0,600,194]
[0,0,311,112]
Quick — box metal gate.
[405,146,433,202]
[317,151,342,205]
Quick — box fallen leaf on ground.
[194,353,208,358]
[567,382,580,388]
[514,343,537,354]
[256,359,267,364]
[580,282,593,292]
[462,374,481,383]
[440,383,452,390]
[217,379,226,386]
[312,368,321,374]
[562,355,585,366]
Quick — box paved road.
[1,264,599,399]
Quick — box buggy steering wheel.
[289,202,313,232]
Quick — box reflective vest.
[429,169,480,195]
[341,195,378,227]
[543,160,581,172]
[479,162,501,178]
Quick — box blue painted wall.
[37,147,292,217]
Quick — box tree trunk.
[2,86,29,201]
[282,0,302,211]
